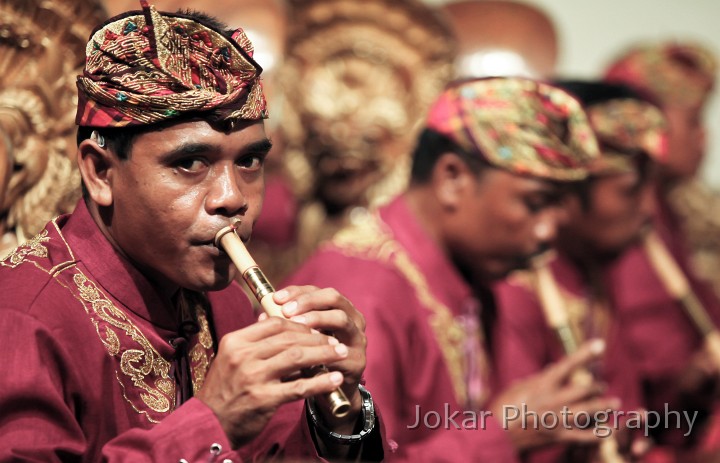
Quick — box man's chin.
[184,269,237,293]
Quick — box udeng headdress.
[76,0,267,128]
[426,77,599,181]
[604,42,717,109]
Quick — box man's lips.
[194,233,250,251]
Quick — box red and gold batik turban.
[76,0,267,128]
[586,99,668,176]
[604,42,717,109]
[426,77,599,181]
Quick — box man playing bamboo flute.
[286,77,627,461]
[0,2,385,461]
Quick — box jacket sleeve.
[0,310,328,463]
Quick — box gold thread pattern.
[330,212,489,407]
[190,306,214,395]
[3,221,216,424]
[1,229,50,268]
[73,271,174,423]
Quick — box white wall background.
[426,0,720,187]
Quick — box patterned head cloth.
[604,42,717,109]
[426,77,599,181]
[586,99,668,176]
[76,0,267,128]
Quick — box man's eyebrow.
[160,143,216,162]
[242,138,273,154]
[159,138,273,162]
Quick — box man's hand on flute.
[196,285,367,452]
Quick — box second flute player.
[0,2,384,461]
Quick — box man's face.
[105,120,270,292]
[448,168,567,282]
[561,170,655,259]
[663,105,706,179]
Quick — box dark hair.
[554,80,656,211]
[410,128,487,183]
[552,80,654,107]
[76,125,156,160]
[174,9,232,35]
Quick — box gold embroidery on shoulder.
[330,209,397,260]
[1,230,50,268]
[392,250,477,406]
[331,212,486,406]
[73,271,175,423]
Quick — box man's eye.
[524,199,545,213]
[238,155,264,171]
[524,194,560,213]
[175,158,207,172]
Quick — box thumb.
[545,338,605,385]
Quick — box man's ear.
[77,139,114,207]
[431,152,475,208]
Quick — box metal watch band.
[307,384,376,444]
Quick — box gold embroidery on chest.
[190,307,214,394]
[331,213,487,406]
[1,230,50,268]
[73,271,175,423]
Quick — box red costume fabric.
[0,201,344,462]
[286,196,518,462]
[495,212,720,458]
[493,252,644,461]
[613,192,720,450]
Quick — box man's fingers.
[538,381,607,410]
[544,339,605,384]
[266,370,346,404]
[553,428,611,444]
[289,308,364,343]
[275,287,359,321]
[249,329,340,360]
[565,397,623,416]
[265,342,351,379]
[226,316,313,344]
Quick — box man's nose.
[534,206,567,242]
[533,213,558,242]
[205,164,248,217]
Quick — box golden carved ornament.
[279,0,457,211]
[0,0,107,255]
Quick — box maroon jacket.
[0,200,370,462]
[286,196,517,462]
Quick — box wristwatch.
[306,384,376,444]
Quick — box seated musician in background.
[602,42,720,461]
[286,76,628,462]
[493,81,667,462]
[604,41,720,298]
[0,2,384,461]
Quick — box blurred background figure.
[493,81,668,463]
[604,41,720,299]
[0,0,107,256]
[273,0,456,280]
[440,0,558,79]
